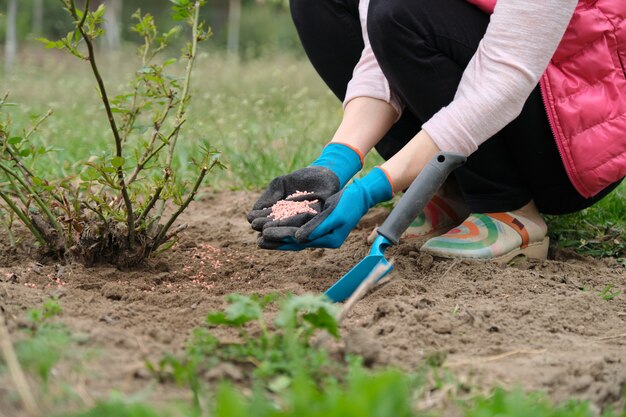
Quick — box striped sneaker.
[420,212,549,263]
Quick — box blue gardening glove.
[259,167,393,250]
[247,143,362,232]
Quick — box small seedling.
[26,297,63,325]
[451,304,460,317]
[597,284,621,301]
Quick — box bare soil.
[1,191,625,414]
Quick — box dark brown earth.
[1,191,625,415]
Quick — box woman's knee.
[368,0,448,45]
[291,0,359,24]
[369,0,418,40]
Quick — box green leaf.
[80,167,100,182]
[152,239,177,256]
[111,156,125,168]
[138,66,154,74]
[275,294,340,337]
[8,136,22,145]
[163,58,178,67]
[215,383,249,417]
[206,294,262,327]
[92,4,107,20]
[268,375,291,393]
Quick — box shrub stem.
[0,190,46,245]
[157,0,201,219]
[0,161,62,233]
[69,0,135,246]
[153,159,214,249]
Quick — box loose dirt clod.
[269,191,318,221]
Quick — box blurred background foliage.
[0,0,303,60]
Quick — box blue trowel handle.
[377,152,466,245]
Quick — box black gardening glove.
[247,166,340,232]
[247,143,363,248]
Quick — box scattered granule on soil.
[270,191,319,221]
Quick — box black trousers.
[290,0,620,214]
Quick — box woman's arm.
[423,0,577,156]
[384,0,577,191]
[331,0,403,158]
[330,96,398,157]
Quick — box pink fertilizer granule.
[270,190,318,221]
[286,190,314,199]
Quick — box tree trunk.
[5,0,17,74]
[227,0,241,56]
[32,0,44,36]
[103,0,123,50]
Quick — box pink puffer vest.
[468,0,626,198]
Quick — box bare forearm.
[330,97,398,156]
[381,129,440,192]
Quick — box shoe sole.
[492,237,550,263]
[421,237,550,264]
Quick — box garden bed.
[1,190,625,414]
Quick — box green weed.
[26,297,63,324]
[5,295,626,417]
[149,293,341,409]
[213,364,415,417]
[1,298,71,385]
[597,284,621,301]
[467,388,592,417]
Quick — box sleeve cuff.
[422,112,478,157]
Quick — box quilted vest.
[467,0,626,198]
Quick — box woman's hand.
[259,167,393,250]
[248,142,362,232]
[247,166,341,232]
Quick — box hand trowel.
[324,152,466,302]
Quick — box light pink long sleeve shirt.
[344,0,578,156]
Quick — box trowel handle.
[377,152,466,245]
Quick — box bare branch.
[0,313,41,416]
[152,157,215,249]
[136,168,171,225]
[69,0,136,246]
[0,190,46,245]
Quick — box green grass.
[1,47,346,190]
[546,184,625,259]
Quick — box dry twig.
[445,349,547,368]
[597,333,626,341]
[0,313,40,415]
[440,259,459,280]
